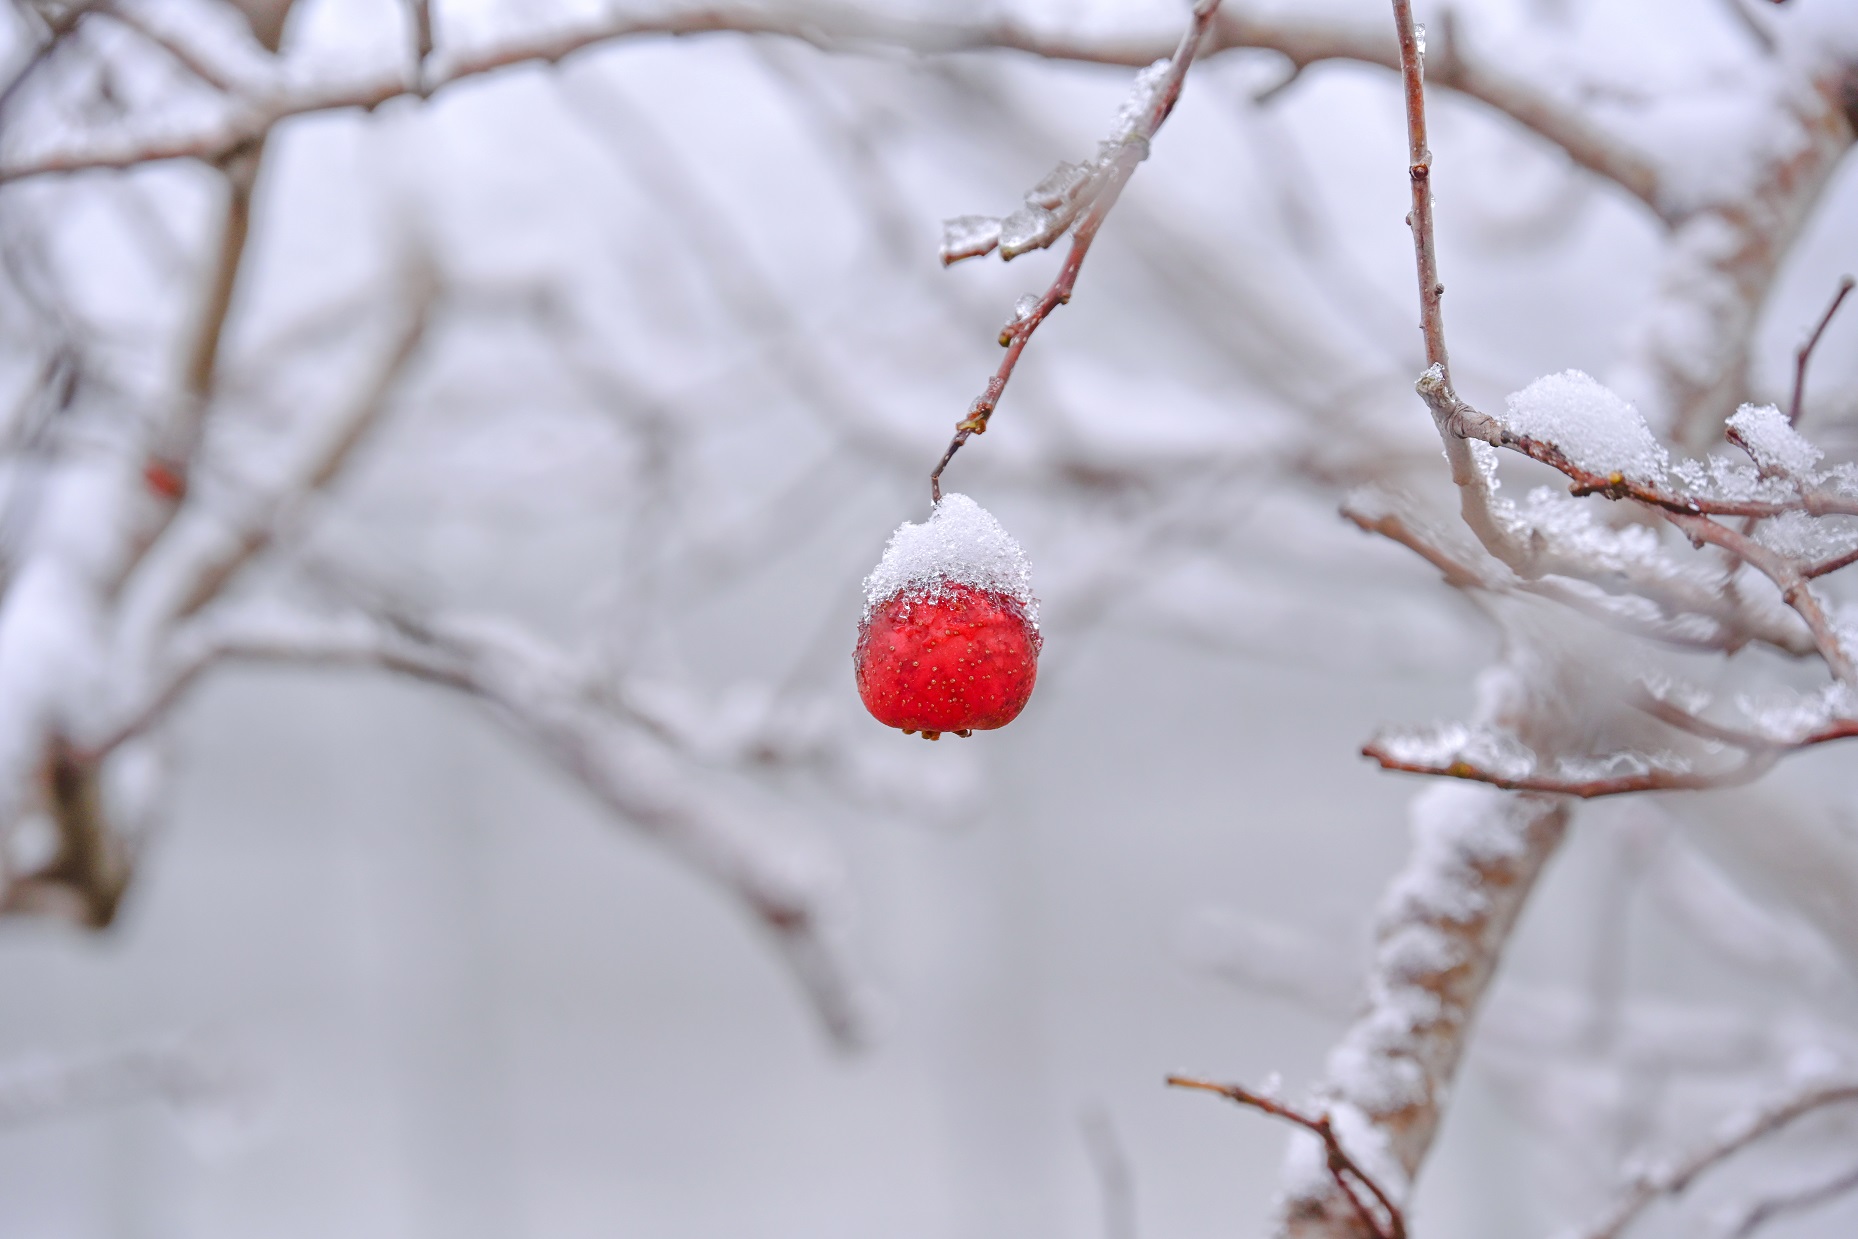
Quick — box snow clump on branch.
[1500,370,1671,482]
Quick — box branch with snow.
[1169,1075,1406,1239]
[1269,783,1569,1237]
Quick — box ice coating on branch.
[1107,58,1171,147]
[861,493,1038,625]
[998,205,1060,260]
[1027,161,1093,209]
[941,53,1176,266]
[1501,371,1670,482]
[1727,403,1822,477]
[939,215,1001,265]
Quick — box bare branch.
[1790,275,1854,427]
[1722,1158,1858,1239]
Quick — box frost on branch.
[860,493,1038,625]
[937,58,1171,265]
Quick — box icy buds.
[855,494,1041,740]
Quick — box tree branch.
[1570,1079,1858,1239]
[1270,784,1569,1237]
[1168,1076,1406,1239]
[0,2,1659,218]
[930,0,1221,501]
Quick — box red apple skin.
[856,583,1040,735]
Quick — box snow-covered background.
[0,0,1856,1236]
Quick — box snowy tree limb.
[1269,784,1569,1237]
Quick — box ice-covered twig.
[928,0,1222,502]
[1569,1078,1858,1239]
[1167,1076,1406,1239]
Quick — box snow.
[1500,370,1670,482]
[1727,403,1822,477]
[861,493,1038,625]
[1734,683,1858,743]
[1754,511,1858,563]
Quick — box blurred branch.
[1572,1079,1858,1239]
[99,597,872,1047]
[169,274,436,621]
[1790,275,1854,427]
[0,2,1659,217]
[97,1,238,93]
[1721,1158,1858,1239]
[1080,1107,1138,1239]
[0,1040,241,1128]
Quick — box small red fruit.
[143,458,186,500]
[855,493,1041,740]
[856,582,1040,738]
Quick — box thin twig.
[1167,1076,1407,1239]
[1789,275,1853,426]
[1663,511,1856,685]
[97,3,239,94]
[1724,1158,1858,1239]
[1571,1080,1858,1239]
[928,0,1221,503]
[1395,0,1447,381]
